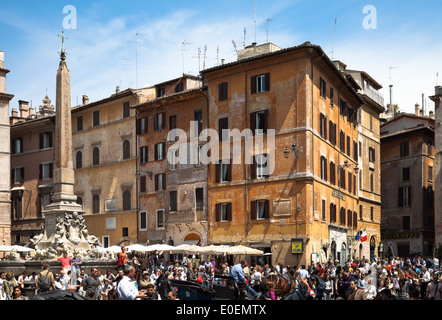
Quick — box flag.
[361,228,367,242]
[355,226,362,241]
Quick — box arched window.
[76,151,83,169]
[123,140,131,160]
[122,190,131,211]
[92,194,100,214]
[93,147,100,166]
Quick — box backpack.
[38,271,51,292]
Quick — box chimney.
[19,100,29,118]
[29,106,35,117]
[11,108,18,117]
[82,94,89,105]
[429,110,434,118]
[415,103,421,116]
[0,50,4,69]
[221,59,225,65]
[116,86,120,94]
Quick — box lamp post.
[284,143,300,159]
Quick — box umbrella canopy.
[126,244,149,252]
[143,244,174,252]
[11,245,33,252]
[105,245,124,253]
[199,245,230,256]
[228,245,264,255]
[0,245,12,252]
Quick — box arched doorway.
[341,242,347,264]
[184,232,201,245]
[369,236,376,260]
[331,241,337,262]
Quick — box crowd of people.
[0,247,441,301]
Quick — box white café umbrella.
[200,245,230,256]
[143,244,174,252]
[228,245,264,255]
[11,245,33,252]
[170,244,204,255]
[0,245,13,252]
[126,244,149,252]
[105,245,125,253]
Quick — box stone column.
[430,86,442,249]
[0,50,14,249]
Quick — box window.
[369,147,376,163]
[195,188,204,210]
[39,163,53,180]
[339,99,348,117]
[140,146,148,164]
[251,73,270,94]
[92,147,100,166]
[139,211,147,230]
[169,148,178,170]
[256,200,267,220]
[329,161,336,185]
[329,121,336,145]
[340,207,346,226]
[92,194,100,214]
[339,168,346,189]
[359,205,363,220]
[169,191,177,212]
[320,77,326,99]
[122,228,129,237]
[156,210,165,229]
[12,195,23,220]
[353,211,358,230]
[12,167,24,184]
[157,209,166,229]
[40,132,53,149]
[320,156,328,181]
[136,117,148,135]
[155,173,166,191]
[169,115,177,132]
[370,207,374,221]
[370,173,374,192]
[428,166,433,181]
[427,185,434,208]
[402,167,410,181]
[398,186,411,207]
[12,137,23,154]
[123,101,130,118]
[155,143,165,161]
[330,203,337,223]
[154,112,165,131]
[219,82,228,101]
[322,199,326,221]
[76,196,83,208]
[348,172,352,193]
[319,113,327,139]
[339,131,345,153]
[175,82,184,93]
[157,87,165,97]
[353,141,358,161]
[250,110,268,135]
[140,176,146,193]
[194,110,203,136]
[122,140,131,160]
[122,190,131,211]
[77,116,83,131]
[217,160,231,183]
[41,193,51,211]
[347,210,352,228]
[195,145,203,167]
[219,117,229,141]
[347,136,351,156]
[400,141,409,157]
[252,154,269,179]
[330,87,334,106]
[76,151,83,169]
[403,216,410,231]
[216,203,232,222]
[93,110,100,127]
[102,236,110,248]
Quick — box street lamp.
[337,160,359,173]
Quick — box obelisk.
[37,32,84,249]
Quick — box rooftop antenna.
[232,40,238,55]
[135,32,144,89]
[191,47,202,73]
[203,45,207,70]
[217,46,219,65]
[266,18,273,43]
[389,66,397,105]
[254,0,257,44]
[331,18,337,59]
[244,28,247,48]
[437,72,439,86]
[182,40,193,74]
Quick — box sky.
[0,0,441,115]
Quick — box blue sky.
[0,0,441,114]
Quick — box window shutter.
[408,187,412,206]
[20,167,24,182]
[155,174,159,191]
[154,114,158,131]
[162,173,166,190]
[251,200,257,220]
[264,153,270,178]
[263,109,269,134]
[39,133,43,149]
[250,112,256,135]
[49,163,53,178]
[251,75,257,94]
[215,204,221,222]
[251,156,257,180]
[154,144,158,160]
[136,118,141,134]
[227,163,232,182]
[265,73,270,91]
[39,164,42,180]
[398,187,403,207]
[49,132,53,147]
[140,176,146,193]
[11,139,16,154]
[215,164,220,183]
[264,199,270,219]
[227,203,232,221]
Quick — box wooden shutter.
[155,174,159,191]
[227,163,232,182]
[39,133,43,149]
[263,109,269,134]
[250,112,256,135]
[227,203,232,221]
[162,173,166,190]
[215,163,220,183]
[20,167,24,182]
[215,204,221,222]
[398,187,403,207]
[251,156,257,180]
[264,200,270,219]
[251,75,257,94]
[49,163,53,179]
[251,200,257,220]
[265,73,270,91]
[140,176,146,193]
[154,144,158,160]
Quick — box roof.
[154,74,201,87]
[71,88,136,113]
[380,125,433,140]
[200,41,364,105]
[132,85,207,110]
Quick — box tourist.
[28,272,38,284]
[57,252,72,271]
[138,270,152,291]
[0,272,6,300]
[98,279,113,300]
[167,289,178,300]
[36,264,55,293]
[17,271,28,289]
[54,274,64,290]
[11,286,28,300]
[82,268,100,300]
[347,280,367,300]
[426,273,442,300]
[116,247,128,271]
[70,252,82,279]
[116,264,147,300]
[144,283,159,300]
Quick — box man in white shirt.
[116,265,147,300]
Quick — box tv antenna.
[254,0,257,44]
[266,18,273,43]
[135,32,144,89]
[331,18,337,59]
[182,40,193,74]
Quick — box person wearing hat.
[138,270,153,291]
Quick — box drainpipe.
[201,87,210,246]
